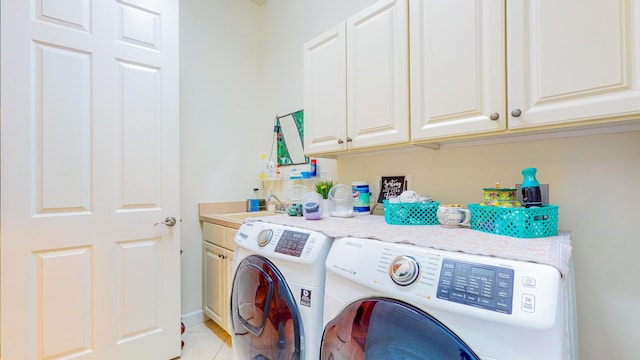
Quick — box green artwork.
[277,110,307,165]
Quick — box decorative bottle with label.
[310,159,317,177]
[521,167,542,207]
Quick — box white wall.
[180,1,640,358]
[180,0,267,315]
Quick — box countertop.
[199,201,277,229]
[245,213,573,277]
[198,202,572,276]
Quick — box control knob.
[257,229,273,247]
[388,255,420,286]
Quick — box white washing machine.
[231,221,333,360]
[321,237,577,360]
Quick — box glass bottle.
[521,167,542,207]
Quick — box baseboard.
[181,309,208,328]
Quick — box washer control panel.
[235,222,332,264]
[273,230,310,257]
[325,237,563,329]
[436,259,514,314]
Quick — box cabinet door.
[347,0,409,148]
[304,23,348,154]
[410,0,506,141]
[507,0,640,129]
[222,248,234,334]
[203,242,226,328]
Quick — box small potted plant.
[314,180,334,217]
[314,180,335,200]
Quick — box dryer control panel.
[437,259,514,314]
[235,222,333,264]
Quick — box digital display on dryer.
[274,230,310,257]
[437,259,514,314]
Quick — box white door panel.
[37,247,93,359]
[37,43,93,213]
[1,0,180,359]
[118,62,163,208]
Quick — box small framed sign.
[376,176,406,203]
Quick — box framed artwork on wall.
[277,110,308,165]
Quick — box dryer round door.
[231,255,303,360]
[321,297,480,360]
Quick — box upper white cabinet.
[303,23,347,154]
[410,0,506,141]
[304,0,409,155]
[506,0,640,129]
[411,0,640,142]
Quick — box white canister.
[352,181,370,215]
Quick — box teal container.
[468,204,558,238]
[521,167,542,207]
[521,167,540,187]
[383,200,440,225]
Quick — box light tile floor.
[178,320,234,360]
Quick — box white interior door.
[1,0,181,359]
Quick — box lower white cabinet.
[202,223,236,335]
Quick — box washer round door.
[321,297,480,360]
[231,255,303,360]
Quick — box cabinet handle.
[490,113,500,121]
[346,137,352,143]
[337,138,344,144]
[511,109,522,117]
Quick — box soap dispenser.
[521,167,542,208]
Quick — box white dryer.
[231,221,333,360]
[321,237,577,360]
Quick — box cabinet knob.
[337,138,344,144]
[511,109,522,117]
[346,137,353,143]
[490,113,500,121]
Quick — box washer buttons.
[522,294,535,313]
[522,277,536,288]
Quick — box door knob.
[511,109,522,117]
[155,216,177,226]
[490,113,500,120]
